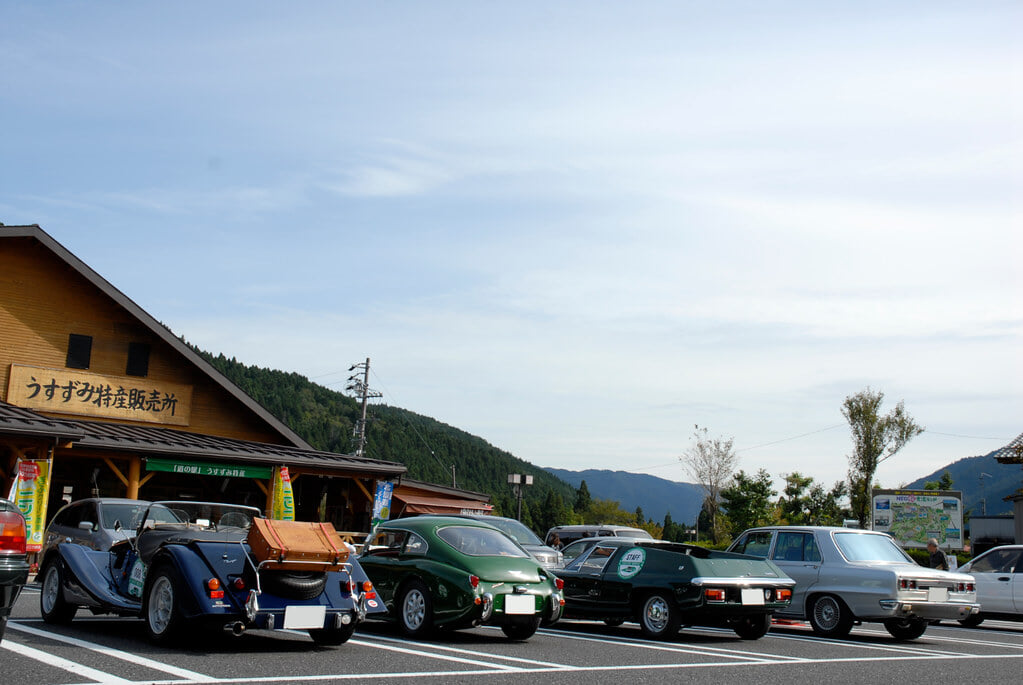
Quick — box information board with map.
[871,489,963,550]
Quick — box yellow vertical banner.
[13,459,52,552]
[270,465,295,520]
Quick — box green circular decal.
[617,547,646,579]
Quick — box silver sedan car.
[728,526,979,640]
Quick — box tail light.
[207,578,224,599]
[0,510,27,554]
[899,579,918,590]
[776,588,792,602]
[362,580,377,599]
[233,577,246,591]
[957,582,975,592]
[704,589,726,602]
[555,578,564,591]
[469,575,480,589]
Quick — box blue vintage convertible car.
[37,500,384,645]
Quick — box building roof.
[0,401,405,477]
[1,224,310,449]
[993,432,1023,465]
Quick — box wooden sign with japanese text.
[7,364,193,426]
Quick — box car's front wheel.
[884,617,927,641]
[396,580,433,637]
[501,616,541,640]
[732,614,771,640]
[638,592,680,639]
[145,566,185,644]
[39,560,77,625]
[808,594,853,638]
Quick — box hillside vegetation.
[196,350,579,532]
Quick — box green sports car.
[358,516,564,640]
[559,538,795,640]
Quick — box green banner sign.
[145,458,272,480]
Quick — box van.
[544,524,653,549]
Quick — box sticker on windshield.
[617,547,646,579]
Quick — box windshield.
[145,501,260,532]
[437,525,529,558]
[834,532,913,562]
[99,502,154,530]
[481,518,543,546]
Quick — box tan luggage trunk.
[247,518,349,571]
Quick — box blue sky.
[2,2,1020,491]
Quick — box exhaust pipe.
[231,622,246,636]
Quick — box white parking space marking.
[1,639,134,685]
[363,632,572,669]
[542,626,806,663]
[8,621,214,681]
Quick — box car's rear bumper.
[0,557,31,618]
[877,599,979,620]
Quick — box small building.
[1,224,406,538]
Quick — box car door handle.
[997,576,1011,582]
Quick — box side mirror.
[78,520,96,532]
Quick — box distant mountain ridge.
[907,443,1022,517]
[544,467,705,525]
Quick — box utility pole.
[346,358,382,458]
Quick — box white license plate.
[504,594,535,615]
[283,605,326,629]
[928,587,949,602]
[741,589,765,606]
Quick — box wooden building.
[1,224,407,535]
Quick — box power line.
[736,424,845,453]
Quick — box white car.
[957,545,1023,627]
[728,526,979,640]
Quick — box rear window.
[437,526,528,558]
[834,532,911,562]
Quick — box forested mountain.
[195,349,578,531]
[907,445,1023,517]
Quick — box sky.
[2,2,1020,493]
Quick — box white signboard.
[871,489,963,550]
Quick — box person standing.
[926,538,948,570]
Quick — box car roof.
[377,515,505,532]
[548,524,647,532]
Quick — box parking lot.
[4,584,1023,685]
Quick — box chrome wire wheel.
[812,596,840,630]
[147,575,175,636]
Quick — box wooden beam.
[352,478,373,501]
[103,457,129,488]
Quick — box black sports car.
[558,538,794,640]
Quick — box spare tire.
[259,571,327,600]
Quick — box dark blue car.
[38,501,384,645]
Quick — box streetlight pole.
[507,473,533,521]
[979,472,992,516]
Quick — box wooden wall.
[1,235,287,444]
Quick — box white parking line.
[7,621,214,681]
[1,639,134,685]
[541,626,806,663]
[361,632,572,668]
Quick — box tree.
[574,480,592,514]
[924,471,953,491]
[779,472,848,526]
[842,388,924,528]
[680,425,739,543]
[720,469,776,534]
